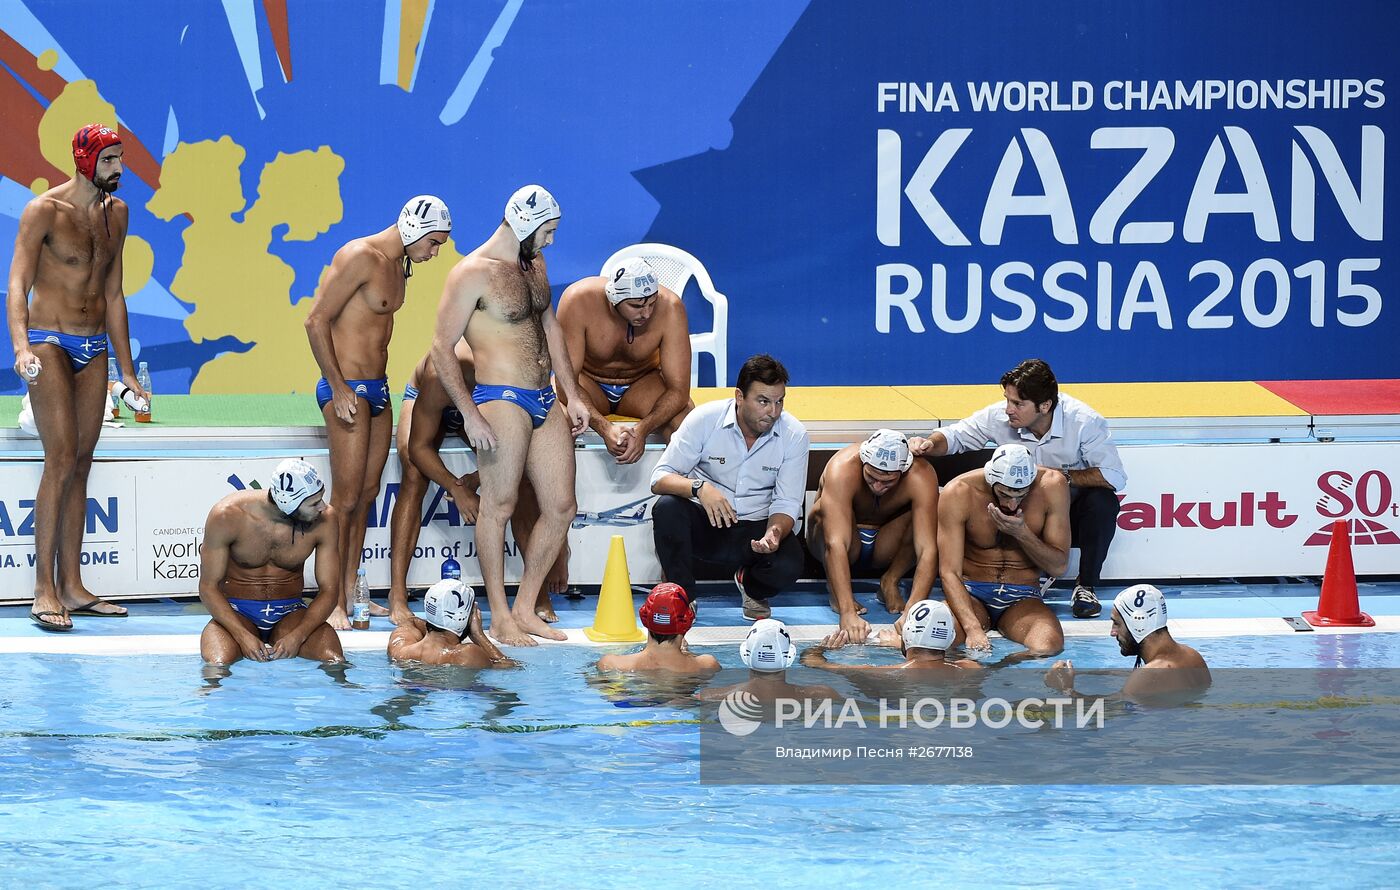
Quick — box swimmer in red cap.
[7,123,148,630]
[595,583,719,673]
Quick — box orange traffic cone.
[1303,520,1375,627]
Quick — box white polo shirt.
[650,399,810,521]
[936,393,1129,491]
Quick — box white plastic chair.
[600,243,728,387]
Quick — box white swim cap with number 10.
[504,185,561,241]
[985,443,1036,490]
[398,195,451,247]
[859,428,914,472]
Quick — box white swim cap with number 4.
[859,428,914,473]
[270,458,323,515]
[1114,584,1169,643]
[398,195,451,247]
[902,600,956,651]
[985,443,1036,490]
[605,257,660,305]
[424,579,476,639]
[740,619,796,672]
[504,185,561,241]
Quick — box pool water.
[1,633,1398,887]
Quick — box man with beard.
[197,460,345,665]
[7,123,148,630]
[429,185,589,646]
[557,256,693,464]
[1044,584,1210,704]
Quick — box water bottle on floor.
[135,361,153,423]
[441,553,461,581]
[107,357,120,419]
[352,569,371,629]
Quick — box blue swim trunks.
[473,383,556,429]
[227,596,306,634]
[597,382,630,413]
[855,527,879,567]
[964,581,1041,625]
[27,329,108,371]
[405,383,465,438]
[316,377,391,418]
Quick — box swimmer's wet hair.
[1001,358,1058,409]
[737,354,789,395]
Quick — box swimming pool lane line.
[0,614,1397,656]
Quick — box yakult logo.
[1307,470,1400,546]
[1117,491,1297,530]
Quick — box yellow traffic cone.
[584,535,646,642]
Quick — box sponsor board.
[0,442,1396,596]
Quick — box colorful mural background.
[1,0,1396,394]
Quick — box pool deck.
[3,581,1397,655]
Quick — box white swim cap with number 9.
[902,599,956,651]
[605,257,660,305]
[859,428,914,473]
[740,619,797,672]
[1114,584,1169,642]
[984,443,1036,490]
[504,185,561,241]
[398,195,451,247]
[270,459,323,515]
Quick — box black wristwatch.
[691,478,705,498]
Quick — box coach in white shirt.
[911,358,1127,619]
[649,355,810,621]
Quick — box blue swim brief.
[964,581,1041,626]
[27,329,108,371]
[472,383,556,429]
[405,383,465,439]
[227,596,306,634]
[855,527,879,567]
[597,382,629,413]
[316,377,391,418]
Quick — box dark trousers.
[651,495,805,602]
[1069,486,1120,589]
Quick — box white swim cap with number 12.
[270,459,323,515]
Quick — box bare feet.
[878,579,907,614]
[327,606,351,631]
[488,615,539,647]
[368,601,390,618]
[830,591,868,616]
[545,554,570,595]
[388,604,416,627]
[535,590,559,623]
[511,609,567,642]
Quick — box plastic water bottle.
[135,361,152,423]
[351,569,371,629]
[107,357,120,419]
[441,554,461,581]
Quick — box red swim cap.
[73,124,121,181]
[639,583,695,636]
